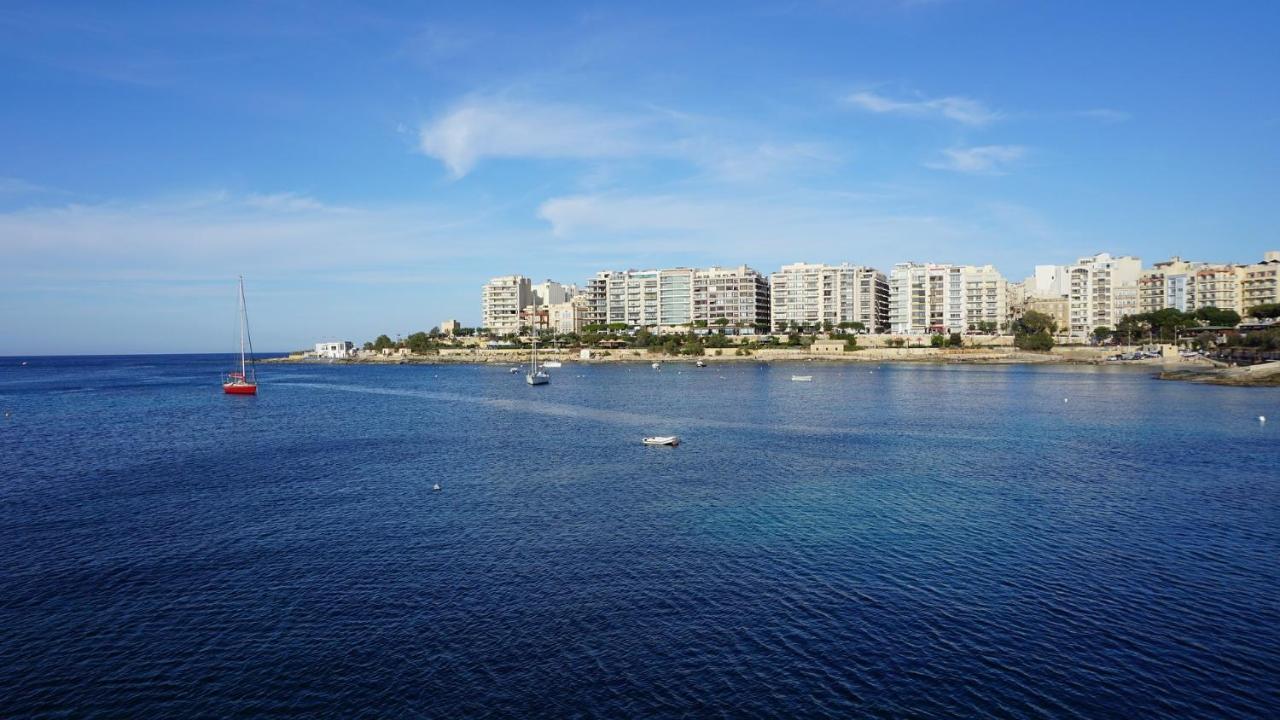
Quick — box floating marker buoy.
[1064,398,1069,403]
[1260,416,1267,424]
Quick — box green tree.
[1014,331,1054,351]
[714,317,729,327]
[1015,310,1057,335]
[948,332,963,347]
[1193,306,1240,327]
[930,334,945,348]
[371,334,394,351]
[1092,326,1112,343]
[1246,303,1280,320]
[405,331,435,354]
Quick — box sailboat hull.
[223,382,257,395]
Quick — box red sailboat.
[223,276,258,395]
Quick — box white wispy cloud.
[0,176,57,195]
[0,192,502,275]
[1076,108,1131,123]
[535,191,1062,276]
[418,97,653,178]
[417,95,839,181]
[244,192,341,213]
[845,90,1000,126]
[925,145,1027,174]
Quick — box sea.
[1,354,1277,718]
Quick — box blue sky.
[2,0,1277,353]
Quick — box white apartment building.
[888,262,1008,334]
[769,262,889,331]
[314,341,354,359]
[481,275,532,335]
[693,265,771,328]
[1241,251,1280,313]
[1139,257,1205,314]
[531,280,577,306]
[584,265,769,330]
[1066,253,1142,340]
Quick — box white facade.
[1066,253,1142,340]
[481,275,532,335]
[531,280,576,306]
[585,265,769,329]
[889,262,1008,334]
[769,262,889,331]
[1028,265,1070,299]
[314,341,354,359]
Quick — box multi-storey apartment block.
[481,275,532,335]
[769,263,889,331]
[1066,253,1142,340]
[1139,257,1204,314]
[889,262,1008,334]
[584,266,769,329]
[1241,251,1280,313]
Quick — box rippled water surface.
[2,354,1278,718]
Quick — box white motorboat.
[652,362,661,369]
[695,360,706,367]
[509,367,519,374]
[543,361,562,368]
[643,436,680,446]
[791,375,813,382]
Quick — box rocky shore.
[1158,360,1280,387]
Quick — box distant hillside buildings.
[480,250,1280,338]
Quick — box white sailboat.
[526,306,549,386]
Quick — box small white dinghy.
[432,483,442,491]
[643,436,680,446]
[652,362,661,369]
[791,375,813,382]
[695,360,706,367]
[509,367,519,374]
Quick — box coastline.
[266,346,1243,375]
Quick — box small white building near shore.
[314,341,354,359]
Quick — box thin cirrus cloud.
[1076,108,1131,123]
[535,191,1062,275]
[418,97,655,178]
[417,95,837,181]
[845,90,1000,126]
[925,145,1027,174]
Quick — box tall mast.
[238,276,247,377]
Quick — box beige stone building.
[1241,251,1280,313]
[481,275,532,335]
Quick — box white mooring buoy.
[1260,415,1267,424]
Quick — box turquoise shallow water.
[1,355,1278,717]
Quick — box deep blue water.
[1,354,1278,718]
